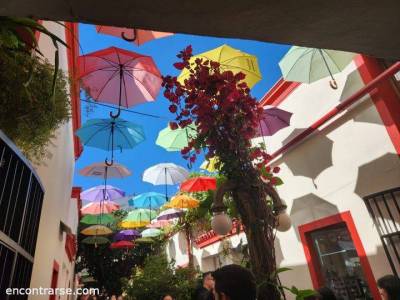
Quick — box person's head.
[317,287,337,300]
[378,275,400,300]
[117,296,123,300]
[160,294,173,300]
[212,264,256,300]
[202,271,215,290]
[110,295,117,300]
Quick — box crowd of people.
[79,264,400,300]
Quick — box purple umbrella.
[114,229,141,241]
[256,106,292,137]
[80,185,125,202]
[157,208,185,221]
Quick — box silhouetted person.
[194,271,215,300]
[212,264,256,300]
[378,275,400,300]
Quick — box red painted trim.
[71,186,82,218]
[65,22,83,159]
[50,260,59,300]
[53,260,60,272]
[355,55,400,155]
[65,233,77,262]
[34,20,43,41]
[269,60,400,160]
[259,78,301,107]
[194,220,243,248]
[298,211,380,300]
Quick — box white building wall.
[29,21,78,299]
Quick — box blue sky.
[73,24,291,198]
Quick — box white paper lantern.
[276,211,291,232]
[211,212,233,235]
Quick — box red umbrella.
[180,176,217,193]
[77,46,162,118]
[110,240,135,249]
[96,25,173,46]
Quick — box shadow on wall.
[178,231,188,254]
[168,239,176,260]
[354,153,400,198]
[289,193,340,241]
[282,129,334,188]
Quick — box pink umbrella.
[147,219,173,228]
[256,106,292,137]
[96,25,173,46]
[81,201,120,215]
[78,46,162,118]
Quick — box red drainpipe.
[269,61,400,160]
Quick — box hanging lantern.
[275,210,291,232]
[211,211,233,235]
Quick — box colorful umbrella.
[143,163,189,200]
[96,25,173,46]
[279,46,355,89]
[129,192,167,210]
[147,219,173,228]
[75,118,145,165]
[120,209,157,228]
[110,240,135,249]
[178,44,262,88]
[156,208,185,221]
[114,229,141,241]
[255,106,292,138]
[81,201,120,215]
[80,225,113,236]
[80,213,115,225]
[135,237,154,243]
[180,176,217,192]
[166,195,199,209]
[79,162,131,178]
[82,236,110,246]
[156,125,197,152]
[141,228,162,238]
[78,46,162,117]
[80,185,125,202]
[200,157,221,172]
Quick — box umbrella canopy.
[80,185,125,202]
[114,229,141,241]
[178,44,262,88]
[81,225,113,236]
[166,195,199,209]
[79,162,131,178]
[81,201,120,215]
[255,106,292,137]
[120,209,157,228]
[129,192,167,209]
[156,125,197,152]
[141,228,162,238]
[180,176,217,192]
[135,237,154,244]
[279,46,354,89]
[156,208,185,221]
[200,157,221,172]
[80,213,116,225]
[77,46,162,114]
[147,219,173,228]
[110,240,135,249]
[143,163,189,200]
[96,25,173,46]
[82,236,110,245]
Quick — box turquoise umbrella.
[279,46,355,89]
[129,192,167,210]
[75,118,145,165]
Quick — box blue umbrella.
[75,117,145,165]
[129,192,167,210]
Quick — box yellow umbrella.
[80,225,113,236]
[178,44,262,88]
[166,194,200,209]
[200,157,221,172]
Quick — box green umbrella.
[120,209,157,228]
[156,125,197,152]
[135,237,155,243]
[279,46,355,89]
[81,236,110,246]
[80,213,116,225]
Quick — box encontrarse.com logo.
[5,287,99,296]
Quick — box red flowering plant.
[162,45,282,186]
[162,46,285,300]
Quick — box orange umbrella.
[80,201,120,215]
[96,25,173,46]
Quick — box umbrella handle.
[121,29,137,42]
[105,157,114,166]
[110,109,121,119]
[187,161,193,169]
[329,79,338,90]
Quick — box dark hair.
[378,275,400,300]
[160,294,173,300]
[317,287,337,300]
[212,264,256,300]
[202,271,213,283]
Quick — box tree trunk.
[184,222,194,269]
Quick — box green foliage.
[0,49,70,162]
[124,255,198,300]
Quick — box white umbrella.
[142,163,189,200]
